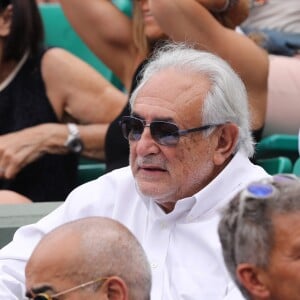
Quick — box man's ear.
[100,276,128,300]
[0,4,13,37]
[213,123,239,166]
[237,263,270,299]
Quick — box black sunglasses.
[119,115,223,146]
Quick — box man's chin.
[136,180,163,198]
[136,183,175,212]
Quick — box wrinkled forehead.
[133,68,210,120]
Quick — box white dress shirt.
[0,152,268,300]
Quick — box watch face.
[69,139,83,153]
[65,123,83,153]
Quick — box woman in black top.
[0,0,126,201]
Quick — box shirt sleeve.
[0,172,118,299]
[0,194,78,299]
[0,260,27,299]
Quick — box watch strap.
[64,123,83,153]
[67,123,80,139]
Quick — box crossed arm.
[0,48,127,180]
[58,0,139,90]
[148,0,269,131]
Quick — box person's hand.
[214,0,250,29]
[0,125,60,179]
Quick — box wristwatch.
[64,123,83,153]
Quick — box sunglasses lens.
[119,117,180,145]
[120,117,143,141]
[247,183,275,198]
[151,122,179,145]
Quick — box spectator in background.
[59,0,268,171]
[0,0,127,202]
[240,1,300,136]
[0,44,269,300]
[263,53,300,136]
[218,174,300,300]
[25,217,151,300]
[242,0,300,56]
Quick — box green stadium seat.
[293,157,300,177]
[256,156,293,175]
[255,134,299,163]
[78,163,106,185]
[112,0,132,17]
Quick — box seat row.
[255,133,299,175]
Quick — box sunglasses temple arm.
[52,278,107,297]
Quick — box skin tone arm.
[58,0,140,90]
[0,190,32,204]
[196,0,232,11]
[149,0,269,131]
[198,0,250,29]
[0,48,127,179]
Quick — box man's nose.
[134,126,160,156]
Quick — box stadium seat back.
[256,156,293,175]
[255,134,299,163]
[293,157,300,177]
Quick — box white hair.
[130,42,255,157]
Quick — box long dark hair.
[0,0,10,10]
[2,0,44,62]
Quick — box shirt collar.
[187,151,268,220]
[138,151,268,222]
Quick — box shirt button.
[151,262,158,269]
[160,222,168,229]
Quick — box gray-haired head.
[129,42,254,157]
[28,217,152,300]
[218,175,300,299]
